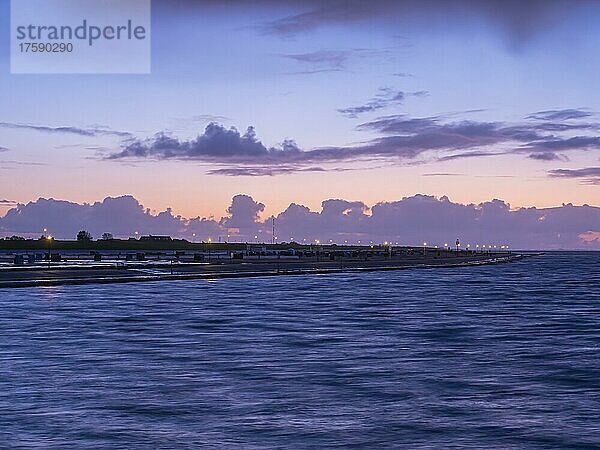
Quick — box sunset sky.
[1,0,599,226]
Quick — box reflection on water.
[0,252,599,448]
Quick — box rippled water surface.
[1,253,599,448]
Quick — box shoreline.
[0,253,529,289]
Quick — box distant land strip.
[0,254,529,289]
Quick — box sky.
[0,0,599,247]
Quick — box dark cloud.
[437,151,506,162]
[0,199,17,206]
[0,146,9,152]
[422,173,463,177]
[521,136,600,153]
[207,167,327,176]
[278,48,391,74]
[285,68,346,75]
[261,0,595,48]
[360,113,600,161]
[0,122,131,138]
[338,88,427,118]
[531,122,597,132]
[528,152,562,161]
[527,109,593,121]
[106,109,600,176]
[548,167,600,185]
[279,50,349,70]
[1,194,598,249]
[192,114,230,122]
[109,123,301,162]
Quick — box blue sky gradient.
[0,0,599,247]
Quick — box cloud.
[359,112,600,161]
[279,50,349,70]
[109,123,302,162]
[528,152,562,161]
[1,194,598,250]
[285,68,346,75]
[338,88,428,118]
[520,136,600,153]
[0,146,9,152]
[191,114,230,122]
[0,196,191,239]
[261,0,595,48]
[548,167,600,185]
[0,160,48,168]
[0,199,17,206]
[437,151,506,162]
[422,173,463,177]
[527,108,593,121]
[220,194,265,232]
[278,48,392,74]
[280,194,599,250]
[206,166,327,176]
[105,108,600,177]
[0,122,132,138]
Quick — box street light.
[206,237,213,261]
[45,235,53,268]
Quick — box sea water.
[1,252,598,448]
